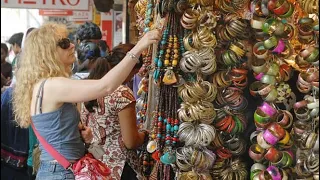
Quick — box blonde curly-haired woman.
[12,22,161,180]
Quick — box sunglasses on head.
[57,38,71,49]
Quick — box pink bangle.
[293,100,308,109]
[272,40,285,54]
[266,166,281,180]
[259,102,277,117]
[255,72,264,81]
[263,129,280,145]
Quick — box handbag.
[31,122,111,180]
[87,142,105,160]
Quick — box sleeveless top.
[31,80,85,161]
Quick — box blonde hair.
[13,22,71,128]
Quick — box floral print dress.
[81,85,140,180]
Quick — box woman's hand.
[132,29,162,53]
[81,125,93,144]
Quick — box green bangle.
[263,36,278,49]
[261,74,277,85]
[262,18,276,34]
[283,151,293,167]
[271,152,288,168]
[266,63,280,76]
[298,17,314,25]
[227,50,239,64]
[305,49,319,63]
[254,109,271,124]
[250,170,262,180]
[279,3,294,18]
[222,51,233,66]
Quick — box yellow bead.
[172,60,178,66]
[164,60,170,66]
[166,49,171,53]
[165,54,170,58]
[174,49,179,53]
[174,54,179,58]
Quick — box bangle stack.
[132,0,319,179]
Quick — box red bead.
[173,138,178,142]
[174,119,179,124]
[143,161,148,165]
[158,122,162,127]
[165,137,171,141]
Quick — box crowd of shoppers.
[1,21,161,180]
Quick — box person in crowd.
[81,43,147,180]
[7,32,23,69]
[12,22,161,180]
[1,43,12,85]
[1,74,7,90]
[98,40,109,57]
[73,22,102,74]
[1,86,29,180]
[1,27,37,180]
[72,41,101,79]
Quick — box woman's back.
[32,103,85,161]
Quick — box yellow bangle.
[278,130,290,145]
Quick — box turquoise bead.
[160,50,164,55]
[154,57,159,64]
[157,60,162,67]
[144,27,150,32]
[157,134,162,138]
[153,70,157,79]
[164,119,167,123]
[161,40,166,45]
[171,127,174,132]
[174,125,179,131]
[165,140,171,144]
[147,9,152,15]
[166,124,171,130]
[158,116,163,121]
[147,4,152,8]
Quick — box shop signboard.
[39,9,73,16]
[1,0,89,10]
[101,11,113,49]
[68,7,93,21]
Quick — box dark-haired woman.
[81,44,147,180]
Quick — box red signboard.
[101,20,113,50]
[1,0,89,10]
[39,9,73,16]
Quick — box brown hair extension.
[84,57,111,112]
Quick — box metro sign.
[1,0,89,10]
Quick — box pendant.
[152,150,160,161]
[147,140,157,153]
[162,69,177,85]
[160,152,176,165]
